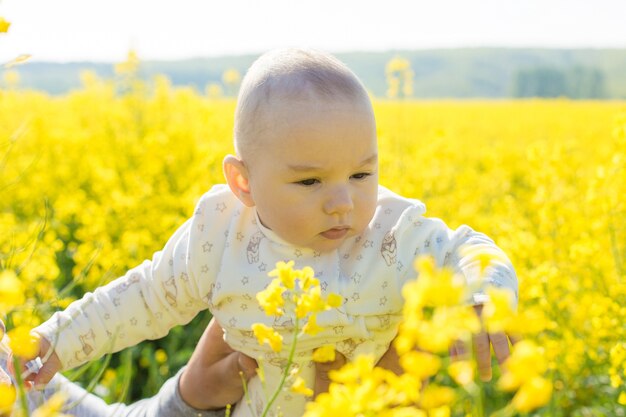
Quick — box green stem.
[12,356,30,417]
[260,317,300,417]
[489,403,516,417]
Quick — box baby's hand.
[449,304,518,381]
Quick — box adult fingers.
[237,352,258,381]
[473,331,492,381]
[314,351,346,398]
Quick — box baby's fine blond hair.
[234,48,371,159]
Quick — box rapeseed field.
[1,70,625,416]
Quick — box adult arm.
[2,318,257,417]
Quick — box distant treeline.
[5,48,626,98]
[513,67,606,98]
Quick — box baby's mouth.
[320,226,350,240]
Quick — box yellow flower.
[222,68,241,86]
[256,279,285,317]
[482,287,516,333]
[326,293,343,308]
[448,360,475,386]
[251,323,283,352]
[511,376,553,412]
[408,258,465,308]
[0,269,25,313]
[269,260,296,290]
[386,56,410,74]
[114,49,140,75]
[0,383,16,413]
[498,340,547,391]
[32,392,72,417]
[618,391,626,406]
[329,354,375,385]
[419,385,455,410]
[400,351,441,380]
[0,17,10,33]
[296,266,318,290]
[302,314,323,335]
[459,245,507,277]
[291,375,314,397]
[155,348,167,364]
[312,344,336,363]
[428,406,451,417]
[295,286,327,318]
[8,326,40,359]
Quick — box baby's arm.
[417,217,518,379]
[32,218,207,382]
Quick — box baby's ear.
[223,155,255,207]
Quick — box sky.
[1,0,626,63]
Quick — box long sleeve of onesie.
[413,216,518,306]
[34,217,209,370]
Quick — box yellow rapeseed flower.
[302,314,323,335]
[419,385,455,410]
[482,287,516,333]
[0,269,25,313]
[459,245,508,277]
[312,344,336,363]
[329,354,375,385]
[291,375,314,397]
[8,326,40,359]
[32,392,72,417]
[295,286,328,318]
[155,348,167,364]
[326,293,343,308]
[251,323,283,352]
[269,260,296,290]
[511,376,553,413]
[0,17,10,33]
[428,406,451,417]
[297,266,319,291]
[222,69,241,86]
[256,279,286,317]
[0,383,16,414]
[447,360,475,387]
[400,351,441,380]
[498,340,547,391]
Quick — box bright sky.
[1,0,625,63]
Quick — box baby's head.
[224,48,379,252]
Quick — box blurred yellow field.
[1,74,625,415]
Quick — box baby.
[31,48,517,416]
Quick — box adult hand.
[178,318,258,410]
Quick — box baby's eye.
[351,172,371,180]
[296,178,320,186]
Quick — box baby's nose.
[324,187,354,214]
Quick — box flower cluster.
[306,252,556,416]
[250,261,342,415]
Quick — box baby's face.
[245,95,378,253]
